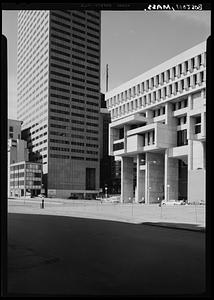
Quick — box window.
[113,142,124,151]
[177,129,188,146]
[195,116,201,134]
[9,126,13,132]
[86,168,96,190]
[162,106,165,114]
[177,118,181,126]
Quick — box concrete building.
[8,119,29,196]
[9,161,42,197]
[105,41,206,204]
[17,10,101,198]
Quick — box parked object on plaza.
[102,196,120,203]
[161,199,186,206]
[38,194,46,198]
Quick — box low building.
[10,161,42,197]
[105,41,206,204]
[8,119,29,196]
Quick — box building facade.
[8,119,29,196]
[105,41,206,204]
[99,93,116,195]
[10,161,42,197]
[17,10,101,198]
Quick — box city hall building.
[105,41,206,204]
[17,10,101,198]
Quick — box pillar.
[121,156,134,203]
[164,70,169,83]
[164,149,179,201]
[135,154,145,203]
[146,152,164,204]
[194,55,199,70]
[182,62,187,75]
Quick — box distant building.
[8,119,29,196]
[99,94,115,194]
[9,161,42,197]
[17,10,101,199]
[105,41,206,204]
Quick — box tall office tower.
[17,10,101,198]
[105,41,206,204]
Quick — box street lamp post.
[105,186,108,199]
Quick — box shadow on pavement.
[141,221,205,232]
[6,213,206,297]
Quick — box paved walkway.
[8,198,205,232]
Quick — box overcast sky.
[2,10,211,119]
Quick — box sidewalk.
[8,198,205,232]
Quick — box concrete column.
[190,75,194,88]
[146,110,153,124]
[159,73,163,85]
[151,92,154,103]
[164,149,179,201]
[145,80,149,92]
[203,71,206,83]
[202,141,206,170]
[172,83,176,95]
[164,71,169,83]
[136,154,145,203]
[188,59,193,73]
[166,85,171,97]
[145,132,148,146]
[176,65,180,78]
[188,140,193,171]
[149,78,153,90]
[178,80,182,93]
[182,62,187,75]
[196,72,201,85]
[121,156,134,203]
[194,55,199,70]
[201,52,206,67]
[146,152,164,204]
[149,131,153,145]
[140,83,144,94]
[184,78,188,90]
[169,68,174,81]
[154,76,157,87]
[201,111,206,138]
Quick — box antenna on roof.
[106,64,109,93]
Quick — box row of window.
[110,73,205,119]
[10,164,42,171]
[10,172,41,179]
[107,53,206,108]
[50,154,99,161]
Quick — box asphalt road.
[7,213,206,296]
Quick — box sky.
[2,9,211,120]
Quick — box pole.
[147,162,149,204]
[106,64,109,92]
